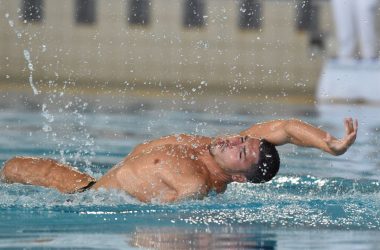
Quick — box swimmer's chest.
[125,145,215,190]
[146,150,207,177]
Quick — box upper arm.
[239,119,292,146]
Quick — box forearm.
[242,119,333,152]
[283,119,337,155]
[1,157,96,193]
[242,118,357,156]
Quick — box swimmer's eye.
[240,137,244,143]
[244,136,248,141]
[239,147,246,160]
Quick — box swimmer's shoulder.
[130,144,198,162]
[127,134,211,159]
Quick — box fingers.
[347,118,358,137]
[325,118,358,156]
[351,120,358,139]
[344,117,359,135]
[344,117,353,134]
[344,118,350,135]
[344,120,358,146]
[353,119,358,134]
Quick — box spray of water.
[4,12,97,170]
[5,13,39,95]
[23,49,39,95]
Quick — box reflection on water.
[130,227,276,250]
[2,226,380,250]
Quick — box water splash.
[1,175,379,230]
[4,11,96,164]
[23,49,39,95]
[41,104,55,123]
[4,13,22,39]
[5,13,38,95]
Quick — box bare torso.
[92,134,226,202]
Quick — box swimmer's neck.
[197,146,232,188]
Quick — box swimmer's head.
[245,139,280,183]
[209,135,280,183]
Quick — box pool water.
[0,93,380,249]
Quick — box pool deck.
[0,81,317,116]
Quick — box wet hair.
[247,139,280,183]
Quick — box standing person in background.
[331,0,378,62]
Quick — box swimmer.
[1,118,358,203]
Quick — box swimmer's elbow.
[1,157,23,183]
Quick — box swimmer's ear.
[231,175,247,183]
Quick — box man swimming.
[1,118,358,203]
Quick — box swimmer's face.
[210,135,260,176]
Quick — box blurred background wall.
[0,0,372,98]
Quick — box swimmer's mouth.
[216,142,228,152]
[210,141,224,152]
[210,138,233,152]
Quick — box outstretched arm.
[240,118,358,156]
[1,157,96,193]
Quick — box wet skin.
[209,135,260,173]
[92,118,358,202]
[92,134,261,202]
[1,118,358,203]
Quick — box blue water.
[1,96,380,249]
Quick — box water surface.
[1,98,379,249]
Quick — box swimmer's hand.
[324,118,358,156]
